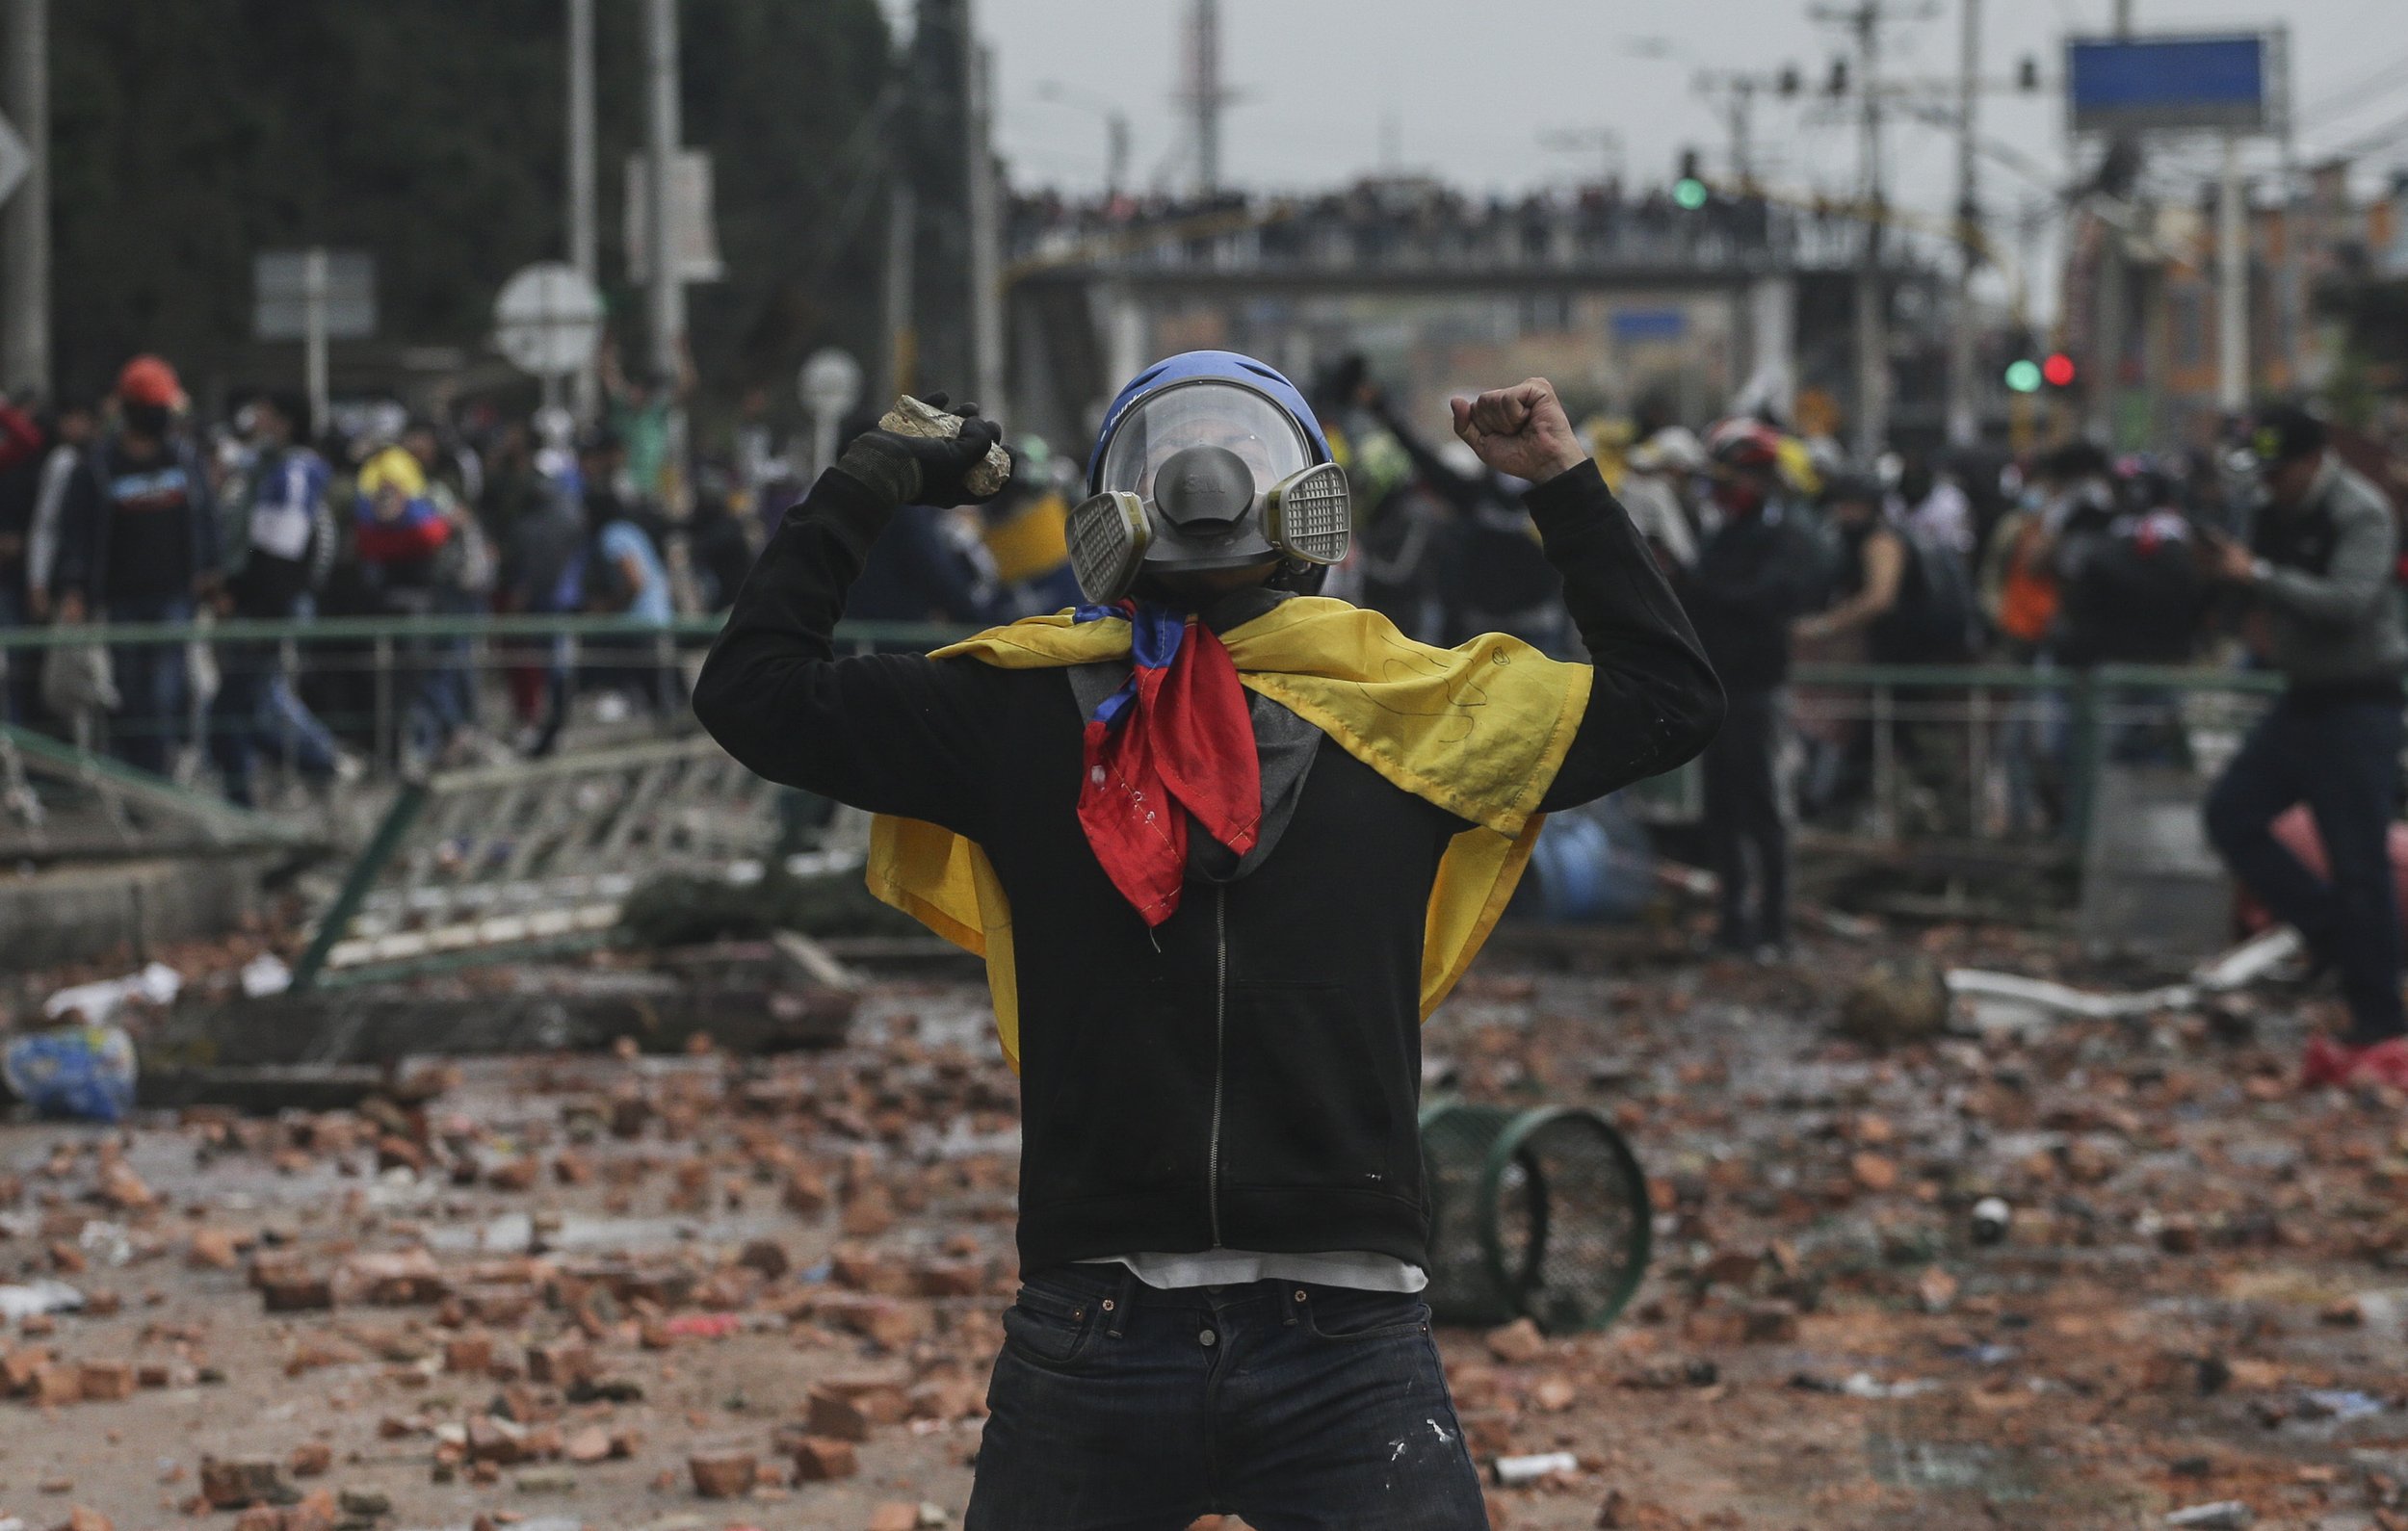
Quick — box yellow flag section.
[865,598,1593,1070]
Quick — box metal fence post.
[1872,681,1897,842]
[373,636,394,769]
[2066,669,2102,845]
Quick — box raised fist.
[1448,377,1589,485]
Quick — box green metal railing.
[0,613,2295,846]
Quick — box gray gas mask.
[1065,378,1349,604]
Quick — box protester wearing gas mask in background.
[2203,404,2408,1091]
[694,351,1720,1528]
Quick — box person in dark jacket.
[53,356,221,777]
[2204,405,2408,1090]
[207,391,345,807]
[1683,421,1819,954]
[693,359,1720,1530]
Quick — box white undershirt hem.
[1081,1249,1428,1293]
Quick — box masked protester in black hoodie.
[1682,422,1819,955]
[694,358,1720,1530]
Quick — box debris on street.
[2,914,2406,1529]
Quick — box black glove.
[834,394,1010,509]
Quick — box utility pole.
[643,0,683,385]
[884,180,916,402]
[565,0,597,421]
[1184,0,1228,195]
[1944,0,1980,447]
[301,247,328,437]
[1,0,46,399]
[642,0,687,513]
[2090,0,2134,442]
[1811,0,1904,463]
[2216,133,2247,412]
[1727,80,1758,190]
[967,38,1003,418]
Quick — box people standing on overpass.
[694,356,1719,1528]
[2203,405,2408,1090]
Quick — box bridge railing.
[1012,196,1889,279]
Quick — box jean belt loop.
[1104,1264,1136,1340]
[1281,1281,1301,1327]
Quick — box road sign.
[0,114,29,207]
[2066,33,2277,136]
[623,150,724,283]
[799,349,864,418]
[254,250,376,342]
[493,263,605,378]
[799,349,865,480]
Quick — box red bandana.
[1075,602,1261,925]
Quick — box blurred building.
[2060,159,2408,449]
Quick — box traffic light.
[1777,64,1802,97]
[1674,149,1707,210]
[1827,58,1850,96]
[2016,54,2040,91]
[2003,359,2042,394]
[2042,352,2077,387]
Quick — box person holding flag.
[695,354,1721,1528]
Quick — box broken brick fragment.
[688,1449,757,1498]
[789,1436,858,1481]
[258,1272,334,1312]
[199,1456,290,1510]
[525,1342,595,1386]
[1484,1317,1545,1365]
[806,1386,873,1442]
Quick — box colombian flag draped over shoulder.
[865,597,1593,1071]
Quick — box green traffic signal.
[1673,178,1708,211]
[2003,358,2042,394]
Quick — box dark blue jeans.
[2205,694,2405,1043]
[208,638,338,808]
[106,593,193,777]
[965,1267,1488,1531]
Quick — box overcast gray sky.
[963,0,2407,233]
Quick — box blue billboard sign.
[2066,34,2271,134]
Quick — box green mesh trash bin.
[1419,1102,1652,1334]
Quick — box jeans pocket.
[1298,1286,1429,1342]
[1002,1279,1104,1366]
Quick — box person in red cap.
[52,354,221,776]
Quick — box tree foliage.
[47,0,893,412]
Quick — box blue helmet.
[1086,350,1331,496]
[1067,350,1349,603]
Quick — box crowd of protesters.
[1296,355,2408,1036]
[0,335,778,814]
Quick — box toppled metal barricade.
[291,737,792,991]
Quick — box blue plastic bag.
[3,1025,139,1122]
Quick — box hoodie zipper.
[1208,883,1228,1247]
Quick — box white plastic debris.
[42,960,182,1023]
[240,951,293,998]
[77,1218,132,1267]
[2165,1503,2252,1530]
[1492,1450,1581,1486]
[0,1279,86,1322]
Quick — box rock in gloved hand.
[836,392,1012,509]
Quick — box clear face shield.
[1067,380,1350,603]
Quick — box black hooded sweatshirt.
[693,459,1719,1274]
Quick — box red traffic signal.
[2041,352,2077,388]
